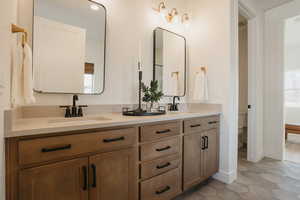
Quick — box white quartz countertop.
[7,111,221,138]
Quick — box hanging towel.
[23,43,35,104]
[11,41,35,107]
[11,39,24,107]
[193,70,209,101]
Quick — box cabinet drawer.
[19,128,137,165]
[140,137,180,161]
[205,116,220,130]
[140,168,181,200]
[140,154,180,179]
[184,118,206,134]
[140,121,181,142]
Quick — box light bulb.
[159,4,167,19]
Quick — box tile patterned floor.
[174,155,300,200]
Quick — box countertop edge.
[6,112,221,138]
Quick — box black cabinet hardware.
[190,124,201,128]
[82,166,88,191]
[156,186,171,195]
[91,164,97,188]
[156,129,171,134]
[103,136,125,143]
[41,144,72,153]
[201,137,206,150]
[205,136,209,149]
[59,106,71,118]
[156,162,171,169]
[208,121,218,125]
[156,146,171,152]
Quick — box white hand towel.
[11,41,35,107]
[11,39,24,107]
[193,71,209,101]
[23,43,35,104]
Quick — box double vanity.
[8,0,221,199]
[5,109,220,200]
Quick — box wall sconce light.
[166,8,179,23]
[157,2,167,18]
[155,2,190,25]
[182,13,190,26]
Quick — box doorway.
[284,14,300,164]
[238,13,249,160]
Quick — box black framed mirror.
[153,27,186,97]
[32,0,106,95]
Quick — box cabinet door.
[89,148,138,200]
[203,129,219,177]
[19,158,89,200]
[183,132,205,190]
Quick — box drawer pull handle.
[156,129,171,134]
[156,162,171,169]
[91,164,97,188]
[103,136,125,143]
[190,124,201,128]
[208,121,218,124]
[201,137,206,150]
[156,186,171,195]
[156,146,171,152]
[41,144,72,153]
[82,166,88,191]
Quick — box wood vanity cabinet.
[6,127,139,200]
[6,115,220,200]
[183,117,220,190]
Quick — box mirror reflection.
[33,0,106,94]
[153,28,186,97]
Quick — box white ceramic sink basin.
[48,117,112,124]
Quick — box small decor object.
[142,80,164,112]
[122,61,166,116]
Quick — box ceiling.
[252,0,293,10]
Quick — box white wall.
[264,0,300,160]
[187,0,239,183]
[0,0,15,198]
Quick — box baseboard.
[213,170,237,184]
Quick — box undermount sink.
[48,116,112,124]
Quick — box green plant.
[141,80,164,110]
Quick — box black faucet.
[169,96,180,111]
[60,95,88,118]
[72,95,79,117]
